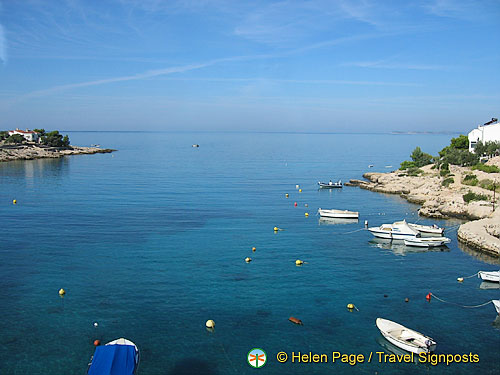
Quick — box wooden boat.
[404,236,451,247]
[407,223,444,235]
[493,300,500,315]
[478,270,500,283]
[88,338,139,375]
[318,208,359,219]
[376,318,436,354]
[318,180,342,188]
[368,220,418,240]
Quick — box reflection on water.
[369,238,450,256]
[480,281,500,290]
[318,217,359,225]
[458,242,500,266]
[0,157,69,180]
[375,335,419,363]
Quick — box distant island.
[0,128,115,162]
[348,134,500,257]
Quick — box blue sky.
[0,0,499,132]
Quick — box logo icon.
[247,348,267,368]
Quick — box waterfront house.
[468,118,500,152]
[8,128,40,142]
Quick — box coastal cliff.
[0,145,115,162]
[347,157,500,257]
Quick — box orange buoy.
[252,247,256,252]
[294,202,297,207]
[426,293,432,301]
[289,317,303,325]
[94,340,101,346]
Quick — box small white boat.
[368,220,418,240]
[493,300,500,315]
[407,223,444,235]
[318,180,342,188]
[318,208,359,219]
[404,236,451,247]
[478,270,500,283]
[376,318,436,354]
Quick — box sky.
[0,0,499,132]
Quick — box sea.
[0,132,499,375]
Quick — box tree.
[410,146,433,167]
[33,128,46,137]
[5,134,25,144]
[41,131,70,147]
[0,131,9,141]
[450,135,469,149]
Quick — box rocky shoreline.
[346,157,500,257]
[0,145,116,162]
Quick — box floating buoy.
[94,340,101,346]
[298,189,302,193]
[58,288,66,296]
[347,303,355,310]
[426,293,432,301]
[304,212,309,217]
[252,247,256,252]
[405,298,410,303]
[364,220,368,228]
[304,203,308,207]
[289,317,303,325]
[245,257,252,263]
[93,322,99,327]
[295,259,304,266]
[296,185,299,189]
[294,202,297,207]
[206,319,215,328]
[12,199,17,204]
[285,193,289,198]
[274,227,279,231]
[457,277,464,282]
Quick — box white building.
[8,128,40,142]
[468,118,500,152]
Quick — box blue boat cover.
[88,344,137,375]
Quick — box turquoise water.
[0,132,498,375]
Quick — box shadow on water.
[457,242,500,265]
[167,358,219,375]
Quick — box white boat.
[493,300,500,315]
[376,318,436,354]
[368,220,418,240]
[478,270,500,283]
[318,180,342,188]
[318,208,359,219]
[404,237,451,247]
[407,223,444,235]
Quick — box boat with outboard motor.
[318,180,342,188]
[368,220,419,240]
[376,318,436,354]
[87,338,139,375]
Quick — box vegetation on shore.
[0,129,70,147]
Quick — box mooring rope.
[444,224,461,233]
[431,293,493,308]
[341,228,367,235]
[460,271,479,279]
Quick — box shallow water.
[0,132,498,374]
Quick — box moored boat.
[318,208,359,219]
[493,300,500,315]
[376,318,436,354]
[478,270,500,283]
[368,224,393,239]
[407,223,444,235]
[404,237,451,247]
[368,220,418,240]
[88,338,139,375]
[318,180,342,188]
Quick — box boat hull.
[376,318,436,355]
[493,300,500,315]
[368,228,392,239]
[478,271,500,283]
[318,209,359,219]
[404,237,451,247]
[408,223,444,235]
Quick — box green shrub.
[471,164,500,173]
[463,191,489,203]
[479,179,499,192]
[442,177,454,187]
[41,131,70,147]
[440,168,450,177]
[410,147,433,167]
[462,174,478,186]
[5,134,25,144]
[400,160,416,170]
[407,167,423,176]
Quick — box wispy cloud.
[342,60,449,71]
[0,24,6,64]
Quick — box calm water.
[0,132,499,375]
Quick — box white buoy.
[296,184,299,189]
[206,319,215,328]
[94,322,98,327]
[364,220,368,228]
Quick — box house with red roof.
[8,128,40,142]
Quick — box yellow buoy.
[285,193,289,198]
[252,247,256,252]
[305,212,309,217]
[347,303,354,309]
[295,259,304,266]
[299,189,302,192]
[13,199,17,204]
[274,226,279,231]
[457,277,464,282]
[205,319,215,328]
[58,288,66,296]
[245,257,252,263]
